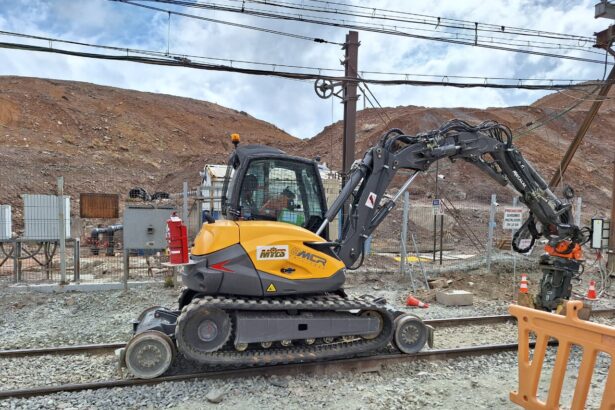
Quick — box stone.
[205,388,225,404]
[435,290,473,306]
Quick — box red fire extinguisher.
[166,212,189,264]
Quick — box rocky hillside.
[0,76,299,208]
[0,76,612,219]
[305,86,615,216]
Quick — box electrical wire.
[121,0,343,45]
[239,0,601,54]
[303,0,594,42]
[131,0,613,65]
[3,37,612,90]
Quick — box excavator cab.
[221,143,329,238]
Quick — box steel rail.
[1,308,613,359]
[0,342,533,400]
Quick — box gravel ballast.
[0,269,613,409]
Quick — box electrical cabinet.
[23,195,71,240]
[0,205,11,240]
[123,206,175,250]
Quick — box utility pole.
[341,30,359,230]
[593,1,615,272]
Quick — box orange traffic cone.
[585,280,598,301]
[406,295,429,308]
[519,275,529,294]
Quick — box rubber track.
[175,294,396,366]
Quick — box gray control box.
[123,206,175,250]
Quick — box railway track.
[0,342,534,400]
[2,308,613,359]
[0,308,612,400]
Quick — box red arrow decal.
[210,260,233,273]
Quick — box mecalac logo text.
[293,248,327,267]
[256,245,289,260]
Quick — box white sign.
[432,199,444,216]
[503,207,524,230]
[365,192,377,209]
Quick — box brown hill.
[0,76,612,221]
[0,76,300,208]
[305,86,614,216]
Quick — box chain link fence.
[0,178,206,286]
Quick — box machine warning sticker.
[266,283,277,292]
[256,245,289,260]
[365,192,377,209]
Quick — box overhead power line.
[0,30,607,86]
[240,0,599,53]
[1,38,612,90]
[122,0,342,45]
[125,0,613,65]
[302,0,594,41]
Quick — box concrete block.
[436,290,473,306]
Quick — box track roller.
[125,330,175,379]
[394,314,428,354]
[176,305,232,362]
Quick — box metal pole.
[486,194,497,272]
[13,239,21,283]
[341,30,359,232]
[123,251,129,292]
[609,152,615,273]
[183,181,189,221]
[511,197,518,278]
[400,191,409,275]
[549,63,615,188]
[575,196,582,227]
[57,176,67,285]
[73,238,80,282]
[432,214,437,262]
[439,214,444,265]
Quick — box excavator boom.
[319,119,588,310]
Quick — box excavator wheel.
[176,304,232,362]
[125,330,175,379]
[394,314,428,354]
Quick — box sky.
[0,0,611,139]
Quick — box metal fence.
[0,174,588,287]
[0,178,206,286]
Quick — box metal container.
[23,195,71,240]
[123,206,175,250]
[0,205,11,240]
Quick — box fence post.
[57,177,67,285]
[486,194,497,272]
[575,196,582,227]
[13,239,21,282]
[183,181,189,221]
[400,191,409,275]
[511,197,518,278]
[73,238,80,282]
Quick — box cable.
[133,0,613,65]
[4,38,613,90]
[303,0,594,42]
[241,0,600,54]
[3,29,610,88]
[121,0,342,45]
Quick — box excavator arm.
[317,119,589,311]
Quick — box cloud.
[0,0,610,138]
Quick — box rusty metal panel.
[80,193,119,218]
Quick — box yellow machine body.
[192,220,344,281]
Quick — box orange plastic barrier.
[509,301,615,410]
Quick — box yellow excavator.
[122,120,588,378]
